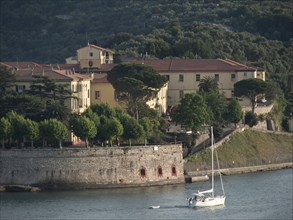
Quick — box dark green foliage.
[119,115,144,146]
[224,99,243,128]
[234,78,268,113]
[244,111,258,128]
[39,118,68,148]
[70,114,97,148]
[0,65,15,95]
[0,93,46,120]
[0,117,12,148]
[90,103,116,119]
[108,64,167,119]
[198,76,219,93]
[171,93,212,132]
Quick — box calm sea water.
[0,169,292,220]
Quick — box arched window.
[158,166,163,177]
[140,167,146,178]
[171,165,177,176]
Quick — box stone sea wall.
[0,144,184,189]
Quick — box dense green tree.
[171,93,212,133]
[0,65,15,95]
[139,117,153,146]
[198,76,219,93]
[90,103,116,119]
[0,93,46,120]
[28,75,74,122]
[96,116,123,146]
[234,78,268,113]
[25,119,39,148]
[70,115,97,148]
[0,117,12,148]
[224,99,243,128]
[82,108,100,128]
[39,119,68,148]
[107,64,167,119]
[5,111,27,148]
[203,92,227,125]
[120,115,144,146]
[244,111,258,127]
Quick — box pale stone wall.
[0,145,184,189]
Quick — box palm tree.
[198,76,219,93]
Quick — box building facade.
[0,62,91,114]
[130,59,265,106]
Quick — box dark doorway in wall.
[140,167,146,178]
[171,166,177,176]
[158,166,163,177]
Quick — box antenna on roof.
[86,32,89,45]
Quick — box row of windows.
[166,73,238,82]
[140,165,177,178]
[89,52,110,58]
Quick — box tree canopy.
[107,64,167,119]
[171,93,212,132]
[234,78,268,113]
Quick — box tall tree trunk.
[129,139,132,147]
[59,140,62,149]
[85,137,89,148]
[31,140,34,148]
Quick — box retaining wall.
[0,144,184,189]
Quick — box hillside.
[184,129,293,172]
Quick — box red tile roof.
[77,44,115,54]
[129,59,258,72]
[0,62,90,82]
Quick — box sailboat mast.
[211,126,214,198]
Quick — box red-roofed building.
[66,44,114,69]
[0,61,92,114]
[127,58,265,106]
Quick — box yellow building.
[90,71,168,115]
[130,59,266,106]
[0,62,91,114]
[66,44,114,69]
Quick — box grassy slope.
[185,130,293,171]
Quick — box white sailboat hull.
[192,196,226,207]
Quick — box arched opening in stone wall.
[157,166,163,177]
[171,165,177,176]
[140,167,146,178]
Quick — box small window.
[179,90,184,99]
[89,52,93,57]
[215,74,219,81]
[231,74,236,81]
[244,72,247,77]
[95,91,100,99]
[158,166,163,177]
[140,167,146,178]
[179,74,184,82]
[196,74,200,82]
[16,85,25,93]
[88,89,90,98]
[165,75,170,81]
[171,166,177,176]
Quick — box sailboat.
[188,126,226,207]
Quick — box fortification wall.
[0,144,184,189]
